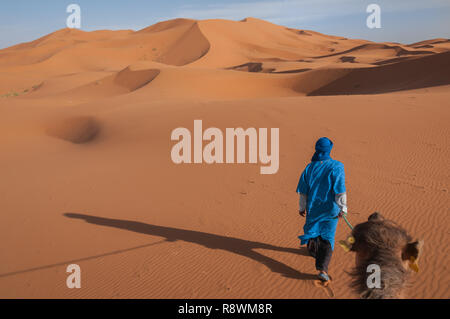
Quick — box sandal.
[318,272,330,282]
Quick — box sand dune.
[308,51,450,95]
[0,17,447,96]
[0,18,449,299]
[61,66,161,99]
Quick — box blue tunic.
[296,159,346,250]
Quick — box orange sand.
[0,18,449,298]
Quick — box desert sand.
[0,18,449,298]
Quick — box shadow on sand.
[0,213,315,282]
[63,213,316,281]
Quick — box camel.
[340,212,423,298]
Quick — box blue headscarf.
[311,137,333,162]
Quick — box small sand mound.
[46,116,100,144]
[296,30,312,36]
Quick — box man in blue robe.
[296,137,347,282]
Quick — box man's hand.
[338,211,347,218]
[299,210,306,217]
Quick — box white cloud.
[169,0,450,25]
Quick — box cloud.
[168,0,450,25]
[174,0,343,22]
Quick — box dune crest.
[113,67,161,91]
[157,21,211,66]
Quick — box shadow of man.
[65,213,316,281]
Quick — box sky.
[0,0,449,49]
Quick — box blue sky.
[0,0,449,49]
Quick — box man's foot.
[317,271,330,282]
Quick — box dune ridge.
[0,18,448,97]
[1,18,448,98]
[307,51,450,95]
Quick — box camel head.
[340,212,423,299]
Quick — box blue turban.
[311,137,333,162]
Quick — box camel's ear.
[402,240,424,273]
[368,212,384,221]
